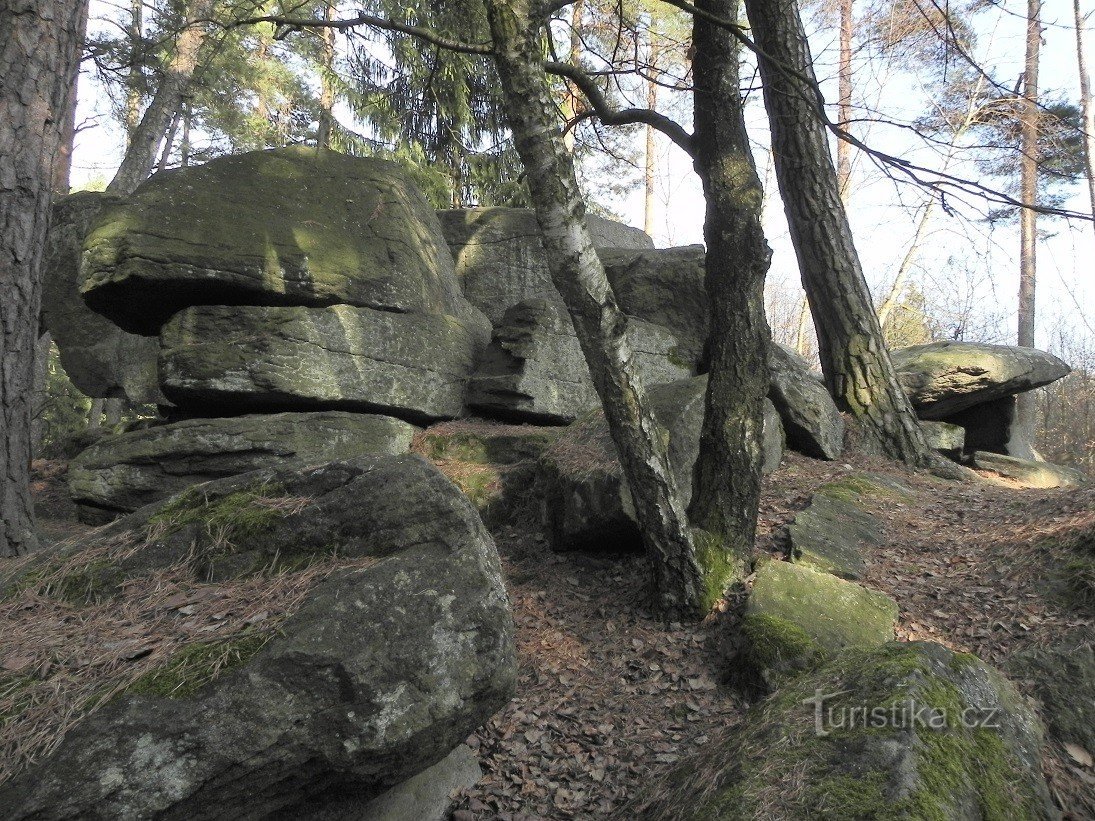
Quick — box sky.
[69,0,1095,356]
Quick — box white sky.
[69,0,1094,354]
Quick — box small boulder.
[921,419,966,457]
[159,304,489,423]
[80,147,481,335]
[971,451,1087,488]
[437,207,653,325]
[893,340,1070,418]
[0,455,515,819]
[538,380,783,552]
[1007,638,1094,752]
[41,192,163,404]
[620,642,1054,820]
[767,343,844,460]
[68,411,417,522]
[788,494,880,580]
[740,560,898,682]
[467,298,690,425]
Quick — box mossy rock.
[788,479,892,580]
[1007,637,1094,751]
[742,561,898,684]
[80,147,482,335]
[618,642,1055,820]
[418,421,560,465]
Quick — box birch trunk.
[1075,0,1095,235]
[483,0,709,617]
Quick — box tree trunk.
[560,0,586,153]
[689,0,772,574]
[1,0,89,557]
[1016,0,1041,445]
[836,0,853,200]
[317,2,336,149]
[644,38,661,237]
[1075,0,1095,234]
[484,0,708,618]
[87,399,104,434]
[157,110,182,172]
[744,0,933,466]
[107,0,214,195]
[125,0,144,138]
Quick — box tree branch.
[230,12,492,54]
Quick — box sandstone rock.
[537,379,783,552]
[620,642,1054,820]
[598,246,709,370]
[437,207,653,325]
[467,298,690,425]
[740,561,898,683]
[893,340,1070,418]
[921,419,965,457]
[971,451,1087,489]
[81,147,481,335]
[1007,637,1094,752]
[68,412,417,521]
[159,304,488,423]
[767,343,844,460]
[0,456,515,819]
[41,192,163,404]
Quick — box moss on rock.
[125,632,273,700]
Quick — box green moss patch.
[126,632,273,700]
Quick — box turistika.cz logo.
[801,689,1001,737]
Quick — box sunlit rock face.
[80,146,484,336]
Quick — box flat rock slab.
[788,494,879,580]
[81,147,479,335]
[41,192,163,404]
[468,298,690,425]
[971,451,1088,489]
[437,207,653,325]
[893,340,1070,418]
[767,343,844,460]
[68,411,417,521]
[159,304,489,423]
[622,642,1054,820]
[0,456,515,820]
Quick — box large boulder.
[68,411,417,522]
[598,246,710,370]
[767,343,845,460]
[467,298,690,425]
[0,455,515,818]
[158,304,488,423]
[80,147,482,335]
[619,642,1054,820]
[41,192,163,404]
[537,378,783,552]
[893,340,1070,418]
[1007,637,1095,752]
[971,451,1087,489]
[437,207,653,325]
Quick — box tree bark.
[1076,0,1095,234]
[837,0,853,200]
[644,37,661,237]
[317,2,336,149]
[484,0,708,618]
[744,0,933,465]
[1016,0,1041,444]
[1,0,89,557]
[108,0,214,195]
[689,0,772,571]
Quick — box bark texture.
[107,0,214,195]
[1,0,89,556]
[483,0,708,617]
[689,0,772,568]
[744,0,933,465]
[1076,0,1095,233]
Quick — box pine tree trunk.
[1076,0,1095,233]
[108,0,214,195]
[688,0,772,572]
[644,38,661,237]
[1,0,88,558]
[837,0,853,200]
[316,2,336,149]
[1016,0,1042,447]
[743,0,933,465]
[483,0,708,618]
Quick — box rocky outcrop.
[598,246,710,370]
[41,192,163,404]
[80,147,482,335]
[1007,638,1094,752]
[971,451,1088,488]
[437,207,653,325]
[467,298,690,425]
[740,560,898,683]
[767,343,844,460]
[159,304,488,423]
[537,379,783,552]
[921,419,965,457]
[1,455,515,819]
[68,412,417,522]
[620,642,1054,820]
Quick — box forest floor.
[28,450,1095,820]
